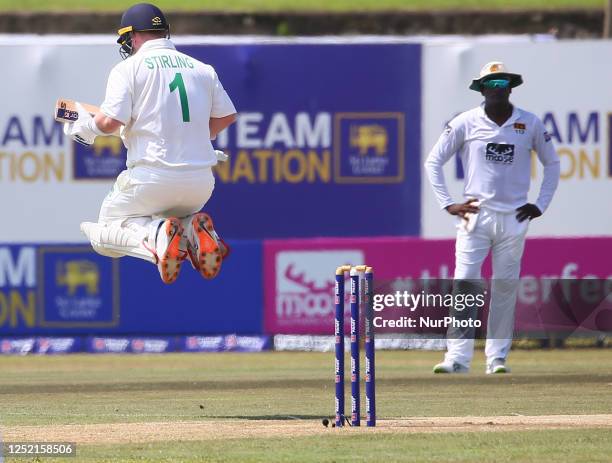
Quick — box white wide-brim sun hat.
[469,61,523,91]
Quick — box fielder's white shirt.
[425,105,560,213]
[100,38,236,170]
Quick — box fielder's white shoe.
[486,358,510,374]
[433,360,469,374]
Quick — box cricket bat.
[54,98,121,137]
[54,98,102,123]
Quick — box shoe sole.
[190,213,222,279]
[202,221,230,260]
[186,229,229,267]
[158,218,184,284]
[487,367,508,374]
[433,364,469,374]
[433,366,450,374]
[218,237,230,260]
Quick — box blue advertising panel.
[0,243,263,336]
[178,43,422,239]
[37,246,119,328]
[116,240,262,335]
[64,43,422,238]
[73,136,126,180]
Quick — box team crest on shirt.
[513,122,526,134]
[485,143,515,164]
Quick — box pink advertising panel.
[263,237,612,335]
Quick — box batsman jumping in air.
[63,3,237,284]
[425,62,560,374]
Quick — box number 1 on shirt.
[169,72,190,122]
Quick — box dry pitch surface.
[5,415,612,444]
[1,349,611,461]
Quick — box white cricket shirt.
[100,39,236,170]
[425,105,560,213]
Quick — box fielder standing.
[63,3,237,284]
[424,61,560,373]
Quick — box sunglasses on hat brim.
[481,79,511,89]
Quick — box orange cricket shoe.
[154,217,185,284]
[186,212,224,279]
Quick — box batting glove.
[63,102,104,146]
[215,150,229,162]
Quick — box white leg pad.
[81,222,157,264]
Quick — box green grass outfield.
[0,0,604,12]
[1,349,611,462]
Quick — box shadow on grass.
[205,415,325,420]
[1,373,611,395]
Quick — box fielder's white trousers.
[95,165,215,258]
[445,207,529,368]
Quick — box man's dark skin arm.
[516,203,542,222]
[446,199,541,222]
[445,198,480,219]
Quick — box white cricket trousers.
[98,165,215,247]
[445,207,529,368]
